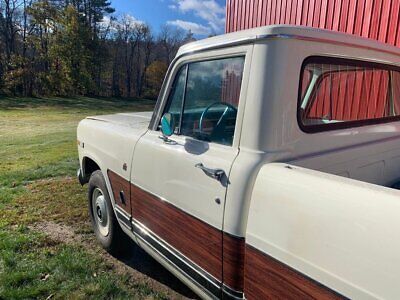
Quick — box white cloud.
[100,16,113,27]
[171,0,225,34]
[167,20,211,35]
[101,14,143,32]
[123,14,143,26]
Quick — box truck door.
[130,49,250,298]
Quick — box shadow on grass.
[0,96,156,111]
[119,239,199,299]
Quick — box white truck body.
[77,25,400,299]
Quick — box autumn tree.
[145,60,167,99]
[0,0,195,97]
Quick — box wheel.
[88,170,129,256]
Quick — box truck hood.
[86,111,153,130]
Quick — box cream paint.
[77,26,400,299]
[131,131,237,230]
[77,111,151,208]
[224,31,400,236]
[247,163,400,299]
[131,45,253,230]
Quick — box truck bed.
[247,163,400,299]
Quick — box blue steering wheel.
[199,102,238,137]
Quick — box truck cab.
[78,25,400,299]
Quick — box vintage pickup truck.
[77,25,400,299]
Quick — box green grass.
[0,96,153,208]
[0,96,167,299]
[0,226,164,300]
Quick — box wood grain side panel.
[107,170,131,214]
[223,233,245,292]
[131,184,223,281]
[244,244,344,300]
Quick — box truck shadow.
[118,238,199,299]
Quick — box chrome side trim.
[115,206,131,230]
[223,284,245,299]
[113,191,245,298]
[131,218,222,299]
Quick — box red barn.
[226,0,400,47]
[225,0,400,123]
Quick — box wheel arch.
[81,156,101,184]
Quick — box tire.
[88,170,129,256]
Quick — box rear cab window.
[299,56,400,132]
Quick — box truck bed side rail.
[246,163,400,299]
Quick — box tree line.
[0,0,195,99]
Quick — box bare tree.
[133,23,152,97]
[1,0,23,60]
[139,24,153,97]
[116,15,137,97]
[158,24,185,64]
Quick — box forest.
[0,0,195,99]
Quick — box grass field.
[0,97,192,300]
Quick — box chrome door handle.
[195,163,225,182]
[158,135,177,145]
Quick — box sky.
[110,0,227,37]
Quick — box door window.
[164,65,187,133]
[163,56,245,146]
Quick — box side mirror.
[160,113,176,137]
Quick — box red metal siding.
[226,0,400,47]
[305,68,392,122]
[226,0,400,126]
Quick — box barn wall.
[225,0,400,47]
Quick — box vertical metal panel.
[258,0,264,26]
[379,0,391,42]
[249,0,255,28]
[319,0,328,28]
[265,0,271,25]
[226,0,400,48]
[226,0,231,34]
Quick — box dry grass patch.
[16,177,88,226]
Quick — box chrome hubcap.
[92,188,110,237]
